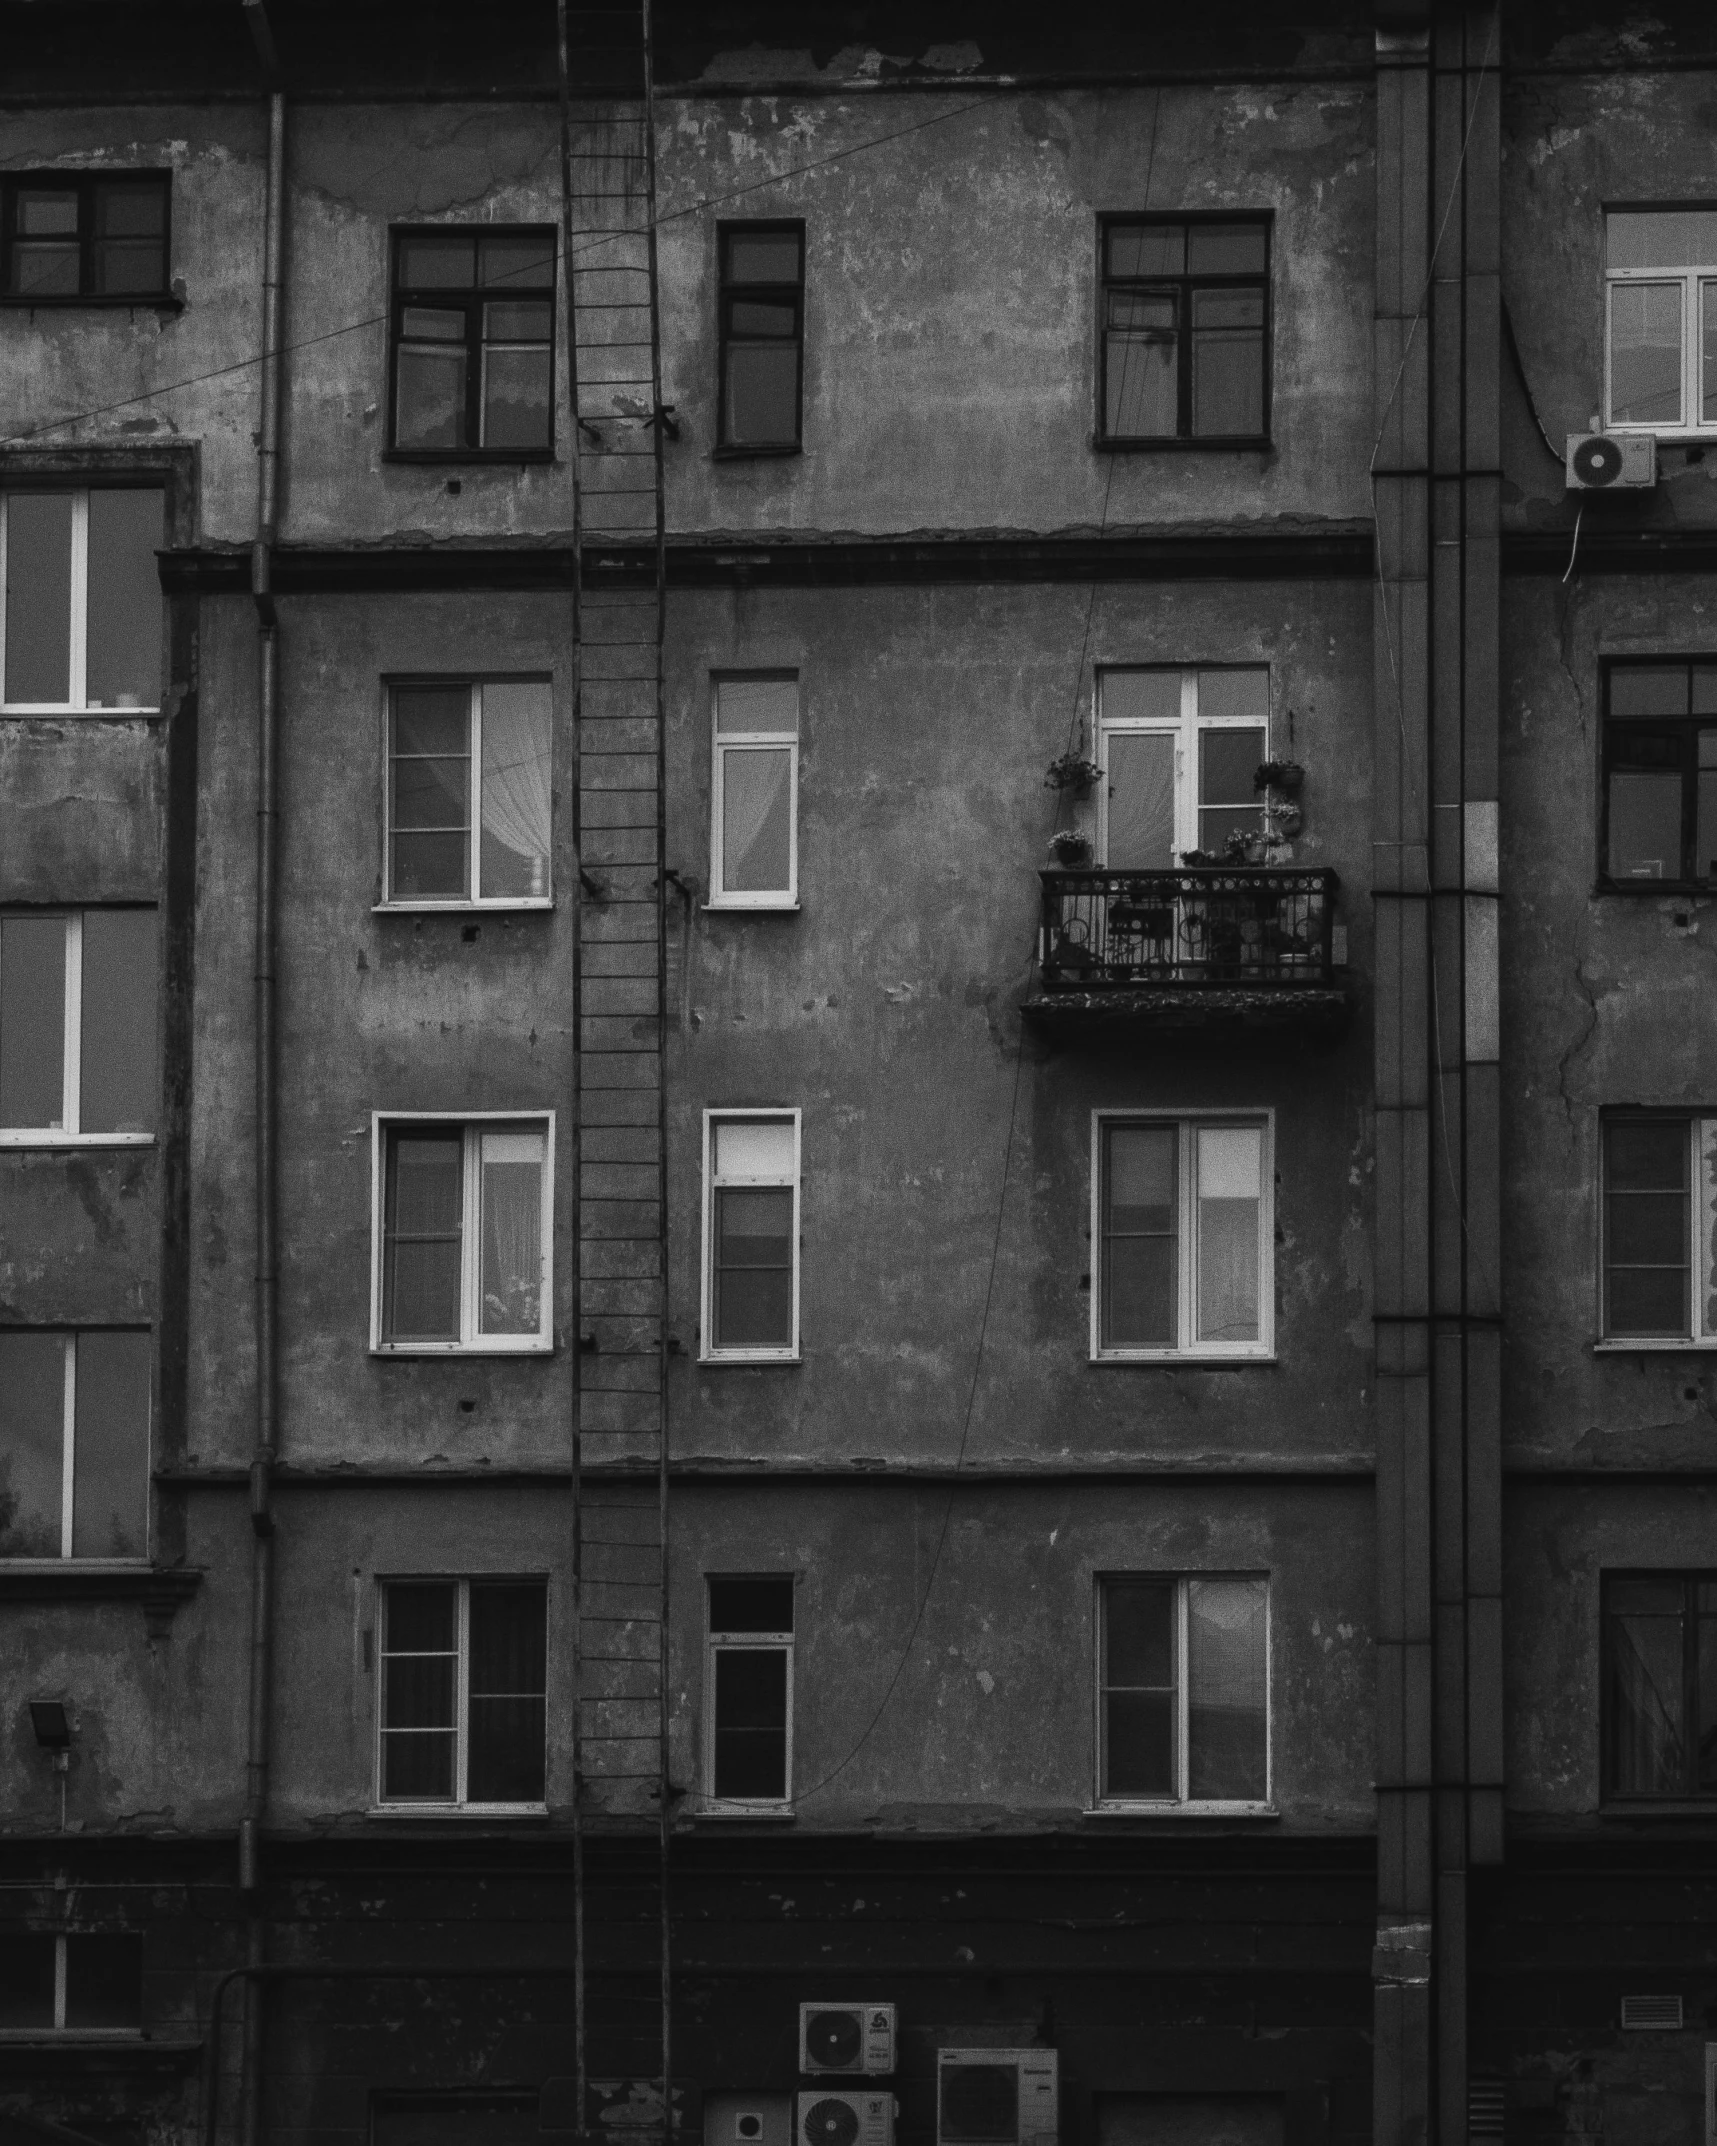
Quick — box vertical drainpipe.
[240,81,286,2146]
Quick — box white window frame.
[1095,666,1270,864]
[0,910,156,1147]
[1090,1109,1275,1363]
[373,1576,549,1816]
[708,673,799,911]
[1092,1572,1273,1815]
[700,1108,801,1364]
[369,1111,554,1355]
[0,1932,143,2041]
[0,489,162,715]
[379,677,553,911]
[0,1331,152,1567]
[1597,1113,1717,1351]
[703,1584,795,1813]
[1605,261,1717,438]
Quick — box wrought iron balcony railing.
[1037,866,1342,990]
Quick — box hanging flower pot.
[1044,752,1104,794]
[1050,828,1092,867]
[1254,758,1304,794]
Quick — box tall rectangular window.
[2,173,170,300]
[1095,1115,1272,1360]
[1605,210,1717,433]
[373,1117,552,1353]
[710,675,798,907]
[1098,667,1269,868]
[718,224,804,452]
[701,1111,799,1361]
[0,488,164,712]
[385,681,552,905]
[706,1574,794,1805]
[389,228,555,455]
[1097,1575,1269,1808]
[1099,217,1269,444]
[0,911,156,1141]
[0,1932,143,2031]
[377,1578,548,1809]
[1601,661,1717,888]
[1601,1114,1717,1345]
[0,1330,151,1561]
[1603,1574,1717,1799]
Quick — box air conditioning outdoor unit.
[1566,431,1657,489]
[797,2090,894,2146]
[936,2050,1059,2146]
[799,2003,897,2076]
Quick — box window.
[1093,1114,1272,1360]
[1601,661,1717,888]
[1600,1114,1717,1346]
[710,676,798,906]
[1603,1573,1717,1799]
[701,1112,799,1361]
[385,681,552,906]
[0,911,156,1142]
[372,1116,552,1353]
[1605,209,1717,433]
[717,224,804,452]
[705,1574,794,1806]
[1096,1575,1269,1808]
[0,1331,151,1561]
[389,228,555,456]
[1099,216,1269,444]
[377,1579,547,1810]
[0,487,164,712]
[0,1933,143,2033]
[2,173,169,301]
[1097,667,1269,867]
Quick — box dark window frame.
[715,219,806,457]
[375,1575,550,1810]
[380,673,555,909]
[705,1571,795,1805]
[385,224,558,463]
[1096,211,1272,450]
[1598,1109,1716,1345]
[1599,657,1717,892]
[0,172,173,306]
[1601,1570,1717,1801]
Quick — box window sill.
[1603,425,1717,441]
[368,1804,549,1820]
[373,900,554,915]
[1593,1338,1717,1354]
[711,442,802,461]
[382,448,556,466]
[1084,1802,1279,1819]
[1599,1800,1717,1817]
[0,705,162,719]
[1092,435,1273,454]
[689,1803,796,1821]
[0,294,182,313]
[0,2030,149,2046]
[372,1342,554,1358]
[0,1132,154,1149]
[703,899,800,914]
[698,1351,801,1367]
[1090,1351,1277,1367]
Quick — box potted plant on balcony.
[1224,828,1270,868]
[1178,847,1215,867]
[1254,758,1304,794]
[1049,827,1092,866]
[1044,752,1104,795]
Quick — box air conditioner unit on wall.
[799,2003,896,2076]
[797,2090,895,2146]
[1566,432,1657,489]
[936,2050,1059,2146]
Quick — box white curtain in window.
[1105,732,1175,868]
[479,684,553,891]
[1196,1125,1261,1343]
[480,1130,544,1335]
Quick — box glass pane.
[1105,1690,1175,1797]
[382,1727,456,1800]
[1192,290,1265,436]
[480,233,554,289]
[1699,1613,1717,1791]
[1187,1577,1268,1799]
[1610,281,1684,426]
[1107,222,1184,277]
[1198,668,1270,723]
[398,234,475,286]
[484,302,550,345]
[1608,1189,1688,1265]
[401,306,466,340]
[1196,1126,1261,1345]
[1200,726,1267,806]
[724,342,799,445]
[4,492,73,704]
[1105,302,1177,437]
[1608,1605,1686,1792]
[80,910,156,1133]
[714,1119,794,1178]
[1611,1578,1684,1615]
[391,833,469,899]
[71,1330,150,1558]
[1698,767,1717,881]
[1102,671,1181,724]
[709,1576,794,1635]
[1611,666,1689,716]
[1608,210,1717,270]
[396,344,468,450]
[1609,1267,1690,1335]
[1104,1238,1176,1348]
[85,488,163,709]
[1609,1119,1689,1191]
[1188,224,1268,275]
[1105,1125,1176,1350]
[729,299,796,338]
[393,682,471,756]
[64,1934,142,2029]
[1706,282,1717,426]
[94,184,165,239]
[1103,732,1175,869]
[0,1332,67,1557]
[384,1131,464,1340]
[1695,667,1717,715]
[1607,770,1682,880]
[387,1580,456,1653]
[16,190,77,235]
[466,1696,547,1801]
[93,241,166,296]
[716,677,798,735]
[713,1649,788,1797]
[0,1936,56,2028]
[467,1581,547,1801]
[0,914,67,1128]
[479,1128,543,1336]
[1106,1579,1173,1686]
[481,344,551,449]
[479,682,552,898]
[721,745,793,893]
[10,240,80,296]
[724,230,801,284]
[1108,1125,1175,1232]
[392,756,469,831]
[92,188,167,295]
[714,1187,793,1348]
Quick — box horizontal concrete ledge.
[156,1461,1374,1485]
[1503,525,1717,575]
[0,1564,201,1630]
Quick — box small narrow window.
[377,1578,548,1810]
[1601,1113,1717,1345]
[0,1932,143,2032]
[710,675,798,907]
[0,1331,151,1561]
[701,1112,799,1361]
[389,228,556,456]
[1,173,169,300]
[374,1117,553,1353]
[1098,1575,1269,1808]
[1601,661,1717,889]
[385,681,552,905]
[1605,210,1717,433]
[0,910,157,1142]
[717,224,805,452]
[1099,217,1270,444]
[706,1574,794,1806]
[0,488,165,713]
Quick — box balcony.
[1024,866,1353,1035]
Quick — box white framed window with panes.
[1599,1113,1717,1349]
[0,487,164,713]
[0,910,156,1145]
[703,1574,795,1811]
[370,1114,553,1354]
[382,678,552,908]
[1094,1573,1271,1812]
[0,1330,151,1563]
[1091,1111,1274,1362]
[1605,209,1717,436]
[375,1577,549,1813]
[700,1109,800,1362]
[709,675,799,908]
[1096,666,1270,868]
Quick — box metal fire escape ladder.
[559,0,672,2133]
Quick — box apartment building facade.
[1,2,1715,2143]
